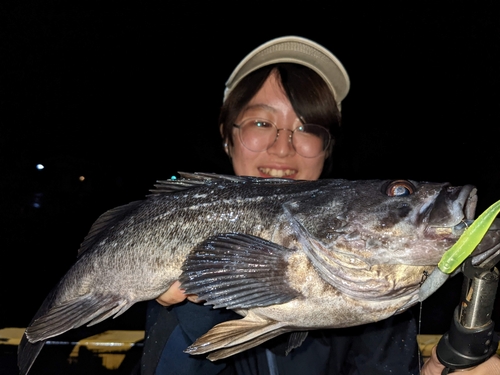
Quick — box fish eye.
[384,180,415,197]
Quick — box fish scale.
[17,173,500,374]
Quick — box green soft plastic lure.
[438,200,500,274]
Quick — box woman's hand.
[155,280,200,306]
[421,346,500,374]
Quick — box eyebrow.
[241,103,277,114]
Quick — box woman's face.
[229,72,326,180]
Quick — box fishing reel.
[436,257,500,373]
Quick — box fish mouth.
[469,218,500,265]
[427,184,477,230]
[457,184,478,222]
[445,184,500,263]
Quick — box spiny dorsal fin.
[149,172,298,195]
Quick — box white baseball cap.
[223,36,350,109]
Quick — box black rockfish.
[18,173,500,373]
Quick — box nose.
[267,128,295,157]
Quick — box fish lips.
[469,218,500,268]
[438,183,500,264]
[427,184,477,229]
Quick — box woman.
[141,36,500,375]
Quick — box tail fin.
[17,287,58,375]
[17,337,45,375]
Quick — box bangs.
[274,65,341,139]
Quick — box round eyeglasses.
[233,119,331,158]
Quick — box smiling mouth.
[259,168,297,178]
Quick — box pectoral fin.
[179,233,301,309]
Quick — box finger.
[186,294,203,304]
[156,280,188,306]
[422,346,500,374]
[421,346,446,375]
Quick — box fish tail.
[17,338,45,375]
[17,286,58,374]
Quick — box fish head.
[283,179,500,302]
[286,179,480,267]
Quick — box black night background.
[1,1,500,373]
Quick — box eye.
[384,180,415,197]
[295,124,320,135]
[252,120,273,128]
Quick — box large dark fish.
[18,173,500,374]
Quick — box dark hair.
[219,63,342,177]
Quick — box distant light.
[170,175,177,180]
[36,164,44,170]
[79,176,85,182]
[32,192,43,208]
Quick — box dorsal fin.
[149,172,297,195]
[77,200,143,257]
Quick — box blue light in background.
[32,192,43,208]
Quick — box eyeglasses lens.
[237,120,330,158]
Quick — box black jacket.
[140,300,421,375]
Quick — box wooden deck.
[2,328,499,374]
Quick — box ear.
[223,141,231,157]
[220,123,231,157]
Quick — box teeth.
[259,168,297,178]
